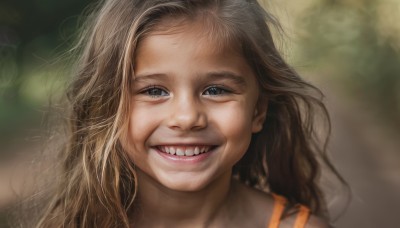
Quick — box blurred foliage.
[0,0,96,144]
[297,0,400,127]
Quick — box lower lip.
[154,147,215,164]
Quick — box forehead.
[138,16,242,57]
[134,18,254,80]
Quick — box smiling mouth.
[156,145,215,157]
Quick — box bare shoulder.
[233,180,275,208]
[232,180,275,226]
[232,181,332,228]
[280,211,332,228]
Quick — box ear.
[251,98,268,133]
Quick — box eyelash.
[140,86,169,97]
[139,85,232,98]
[202,85,232,96]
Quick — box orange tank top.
[268,194,310,228]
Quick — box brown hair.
[33,0,343,227]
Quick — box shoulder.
[233,180,275,209]
[279,208,331,228]
[232,181,331,228]
[232,180,275,226]
[234,182,332,228]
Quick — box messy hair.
[32,0,342,227]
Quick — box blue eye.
[203,86,230,96]
[142,87,169,97]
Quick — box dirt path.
[318,79,400,227]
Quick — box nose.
[167,95,207,131]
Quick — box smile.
[157,146,213,156]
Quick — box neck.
[131,170,235,227]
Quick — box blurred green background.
[0,0,95,157]
[1,0,399,227]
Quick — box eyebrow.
[133,73,168,82]
[203,71,247,86]
[133,71,247,86]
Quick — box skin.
[123,18,329,228]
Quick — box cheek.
[217,111,252,137]
[219,99,254,128]
[210,101,254,146]
[126,104,160,152]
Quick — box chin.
[159,176,211,192]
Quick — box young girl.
[31,0,341,227]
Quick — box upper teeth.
[159,146,211,156]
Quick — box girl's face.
[125,20,266,192]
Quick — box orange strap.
[268,193,287,228]
[268,194,311,228]
[294,205,310,228]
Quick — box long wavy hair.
[31,0,344,227]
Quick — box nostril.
[167,108,207,131]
